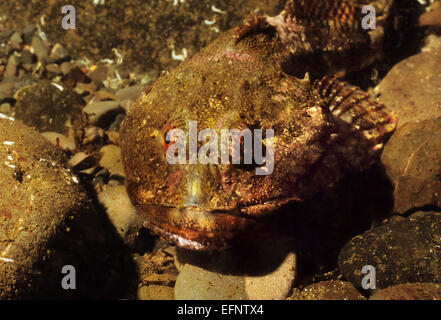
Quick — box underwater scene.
[0,0,441,301]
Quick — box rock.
[115,85,144,102]
[67,152,97,171]
[18,49,34,65]
[370,283,441,300]
[419,6,441,27]
[13,80,85,135]
[40,131,76,151]
[50,43,69,61]
[0,103,11,114]
[119,99,134,112]
[174,264,247,300]
[10,32,23,45]
[99,144,125,178]
[0,82,14,103]
[423,34,441,54]
[375,46,441,130]
[381,117,441,214]
[94,89,118,102]
[338,213,441,291]
[5,54,18,78]
[137,284,174,300]
[82,126,104,144]
[60,61,74,75]
[174,241,296,300]
[0,119,92,298]
[245,252,296,300]
[31,35,49,63]
[97,183,141,245]
[289,281,365,300]
[88,65,109,83]
[45,63,61,74]
[83,100,123,127]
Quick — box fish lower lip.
[136,204,255,251]
[153,197,298,215]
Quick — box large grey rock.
[13,80,84,135]
[338,213,441,291]
[381,117,441,214]
[0,119,92,298]
[375,39,441,129]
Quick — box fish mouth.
[137,197,298,251]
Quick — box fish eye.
[162,125,177,152]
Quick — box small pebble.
[31,35,49,62]
[40,131,76,151]
[50,43,69,61]
[84,100,122,125]
[115,85,144,101]
[46,63,61,74]
[99,144,125,177]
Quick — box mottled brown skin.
[120,1,396,250]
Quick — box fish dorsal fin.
[267,0,389,57]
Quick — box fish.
[119,0,396,250]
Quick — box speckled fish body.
[120,0,396,250]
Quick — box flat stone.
[175,238,296,300]
[244,252,296,300]
[97,183,141,245]
[40,132,76,151]
[174,264,247,300]
[83,100,122,125]
[115,85,144,101]
[338,213,441,291]
[99,144,125,178]
[68,152,97,171]
[46,63,61,74]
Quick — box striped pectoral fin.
[313,76,396,170]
